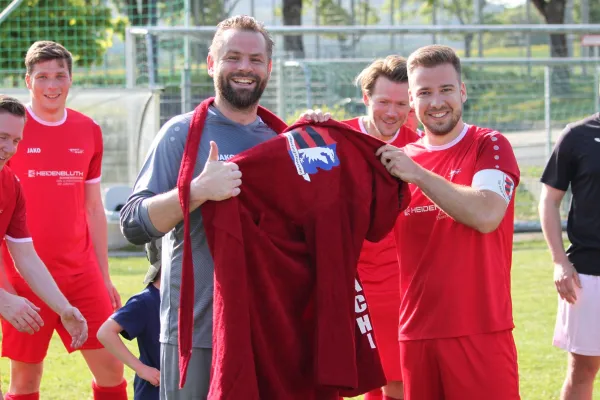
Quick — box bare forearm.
[97,325,146,373]
[414,169,500,233]
[7,243,69,314]
[0,252,15,293]
[539,198,568,263]
[87,207,110,279]
[146,186,206,234]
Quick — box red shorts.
[399,330,520,400]
[365,289,402,382]
[1,268,114,363]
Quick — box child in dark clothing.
[97,239,162,400]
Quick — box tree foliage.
[573,0,600,23]
[393,0,497,57]
[0,0,115,82]
[306,0,380,57]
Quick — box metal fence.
[123,25,600,227]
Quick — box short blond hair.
[209,15,274,59]
[407,45,461,80]
[354,55,408,97]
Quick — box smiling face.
[207,29,271,111]
[25,59,72,119]
[409,63,467,137]
[0,112,25,170]
[363,76,411,139]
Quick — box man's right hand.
[0,290,43,334]
[191,141,242,204]
[554,261,582,304]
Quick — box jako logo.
[218,154,234,161]
[69,148,84,154]
[285,126,340,182]
[27,148,41,154]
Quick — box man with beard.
[376,45,521,400]
[120,15,285,399]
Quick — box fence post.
[125,28,136,89]
[181,0,192,114]
[146,34,156,88]
[544,65,552,160]
[595,66,600,113]
[276,59,285,120]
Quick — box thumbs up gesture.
[191,141,243,204]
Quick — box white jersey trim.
[26,104,68,126]
[472,168,515,204]
[358,117,400,144]
[423,124,470,151]
[85,176,102,184]
[5,235,33,243]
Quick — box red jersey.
[4,106,103,277]
[343,117,419,292]
[0,166,31,242]
[395,124,520,341]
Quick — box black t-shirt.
[541,113,600,275]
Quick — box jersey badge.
[284,126,340,182]
[504,174,515,201]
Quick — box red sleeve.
[6,176,31,241]
[86,121,103,182]
[474,131,520,186]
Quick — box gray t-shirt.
[120,106,277,348]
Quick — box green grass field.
[1,240,599,399]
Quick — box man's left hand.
[105,279,122,310]
[376,144,424,183]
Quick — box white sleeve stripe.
[85,176,101,184]
[472,169,515,204]
[5,235,33,243]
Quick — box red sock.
[4,393,40,400]
[92,379,128,400]
[383,395,403,400]
[365,389,383,400]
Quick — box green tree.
[485,4,546,47]
[307,0,380,57]
[531,0,568,58]
[392,0,496,57]
[573,0,600,23]
[0,0,114,85]
[531,0,570,90]
[282,0,304,58]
